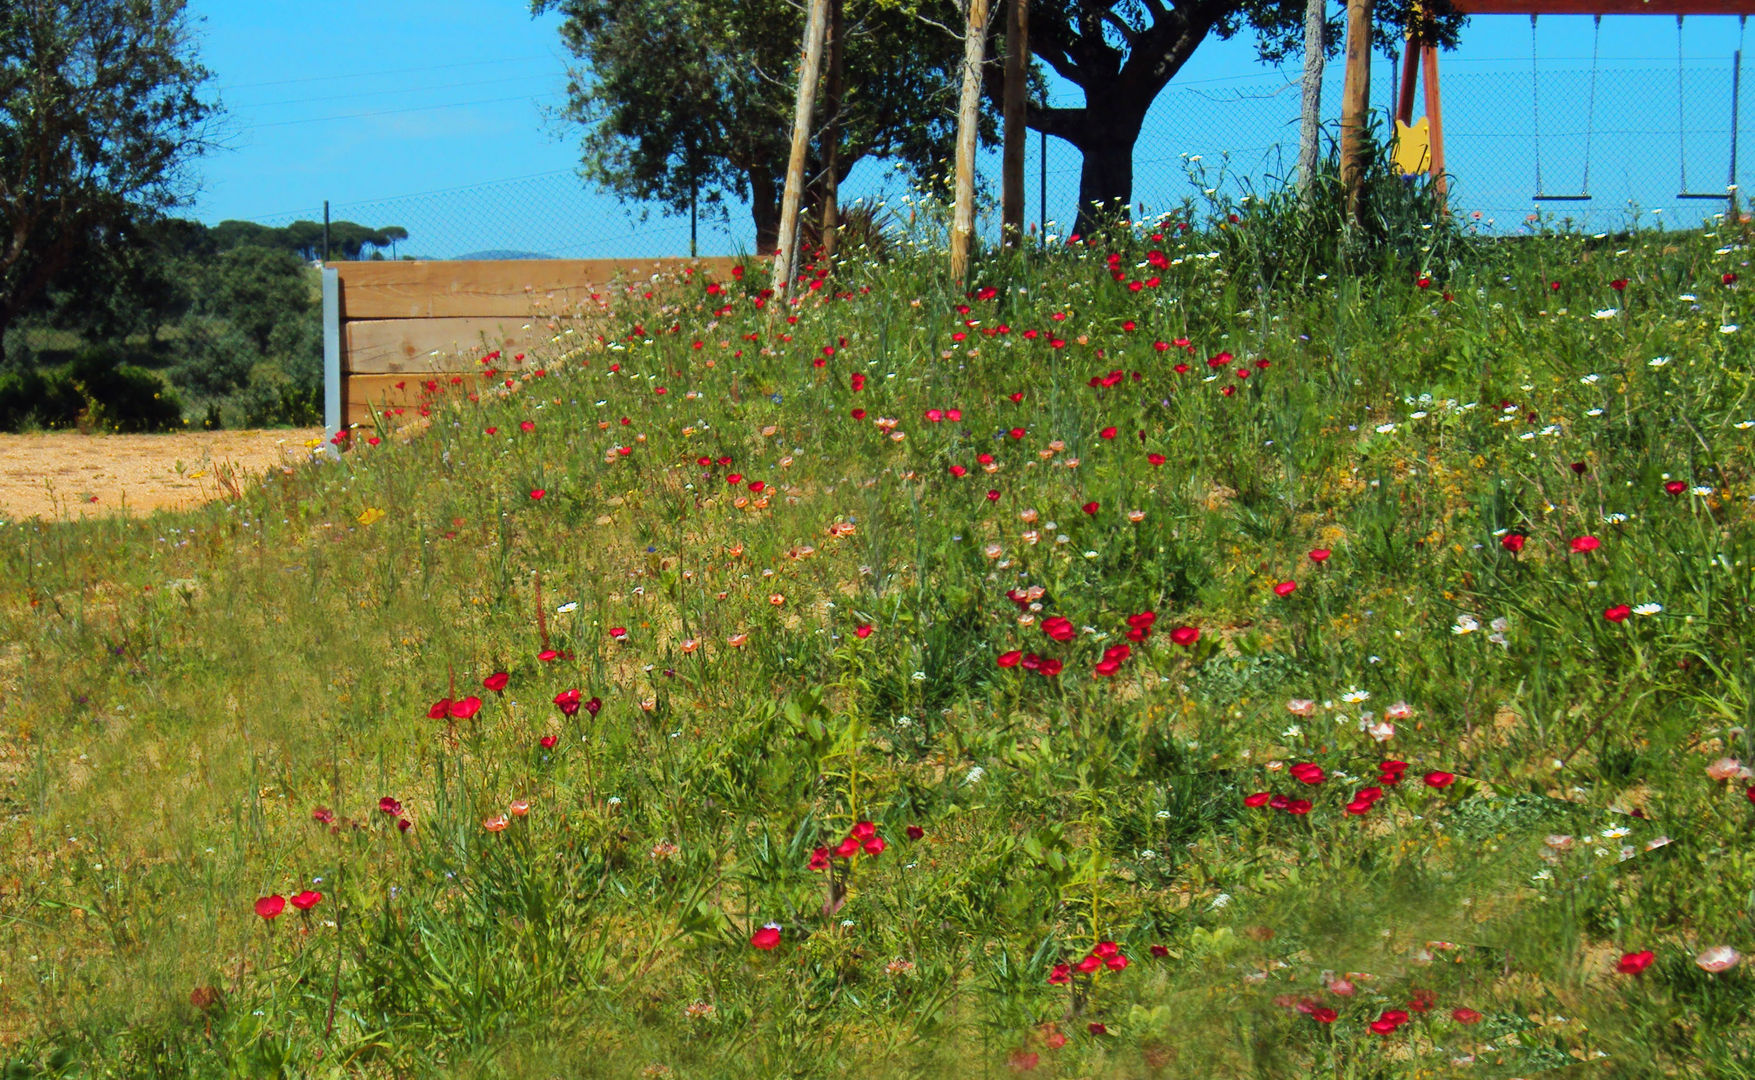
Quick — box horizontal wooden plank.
[1452,0,1755,13]
[334,257,748,319]
[344,372,492,426]
[343,316,558,374]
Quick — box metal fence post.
[322,266,341,438]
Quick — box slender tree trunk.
[950,0,990,282]
[1001,0,1028,246]
[819,0,845,260]
[771,0,831,297]
[750,167,781,256]
[1339,0,1373,224]
[1297,0,1326,200]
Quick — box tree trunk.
[1297,0,1326,200]
[1071,110,1145,238]
[819,0,845,260]
[950,0,990,283]
[750,168,781,256]
[1339,0,1373,224]
[1001,0,1029,246]
[771,0,831,297]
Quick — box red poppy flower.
[808,847,831,871]
[1408,989,1436,1013]
[1099,426,1117,440]
[1610,278,1628,291]
[1169,626,1199,647]
[1603,604,1632,623]
[1037,658,1064,676]
[1075,954,1102,974]
[750,925,781,950]
[519,420,535,432]
[554,689,582,716]
[1149,944,1169,958]
[1244,792,1272,807]
[1664,480,1687,494]
[291,890,322,911]
[1616,950,1655,974]
[312,807,334,824]
[1273,581,1297,597]
[1007,1049,1039,1071]
[1147,452,1167,466]
[538,649,559,662]
[1290,763,1326,785]
[1285,799,1313,814]
[834,836,860,858]
[1423,771,1456,788]
[1725,272,1739,285]
[427,698,452,719]
[379,796,403,816]
[997,650,1023,668]
[1087,1022,1108,1035]
[583,696,602,716]
[906,825,925,840]
[1310,1007,1337,1023]
[1042,616,1076,642]
[853,624,873,639]
[608,627,628,639]
[448,696,482,720]
[1081,501,1099,515]
[986,489,1000,501]
[482,672,510,693]
[862,836,886,856]
[529,489,546,500]
[1570,535,1601,554]
[1501,533,1527,553]
[1105,954,1128,971]
[539,734,558,749]
[254,895,286,920]
[1047,963,1072,985]
[1452,1007,1483,1024]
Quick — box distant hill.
[452,249,557,261]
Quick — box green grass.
[0,208,1752,1078]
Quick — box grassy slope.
[1,220,1753,1078]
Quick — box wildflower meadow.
[2,203,1753,1078]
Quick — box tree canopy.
[0,0,217,365]
[533,0,991,252]
[1012,0,1461,233]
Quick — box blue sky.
[184,2,1748,255]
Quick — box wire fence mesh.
[234,55,1750,262]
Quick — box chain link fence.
[228,55,1749,263]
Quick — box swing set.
[1391,0,1752,213]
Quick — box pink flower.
[1570,535,1601,554]
[1273,580,1297,597]
[1617,950,1655,974]
[290,890,322,911]
[751,924,782,950]
[1696,946,1740,973]
[254,895,286,920]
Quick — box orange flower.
[483,814,509,832]
[728,633,749,648]
[508,799,530,817]
[681,638,701,654]
[769,593,785,606]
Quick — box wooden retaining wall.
[322,257,744,428]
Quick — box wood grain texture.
[343,316,562,374]
[344,372,491,425]
[334,257,745,319]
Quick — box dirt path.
[0,428,324,522]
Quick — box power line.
[247,93,562,130]
[229,73,557,112]
[214,54,560,92]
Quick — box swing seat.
[1393,118,1431,176]
[1533,192,1592,201]
[1677,190,1733,199]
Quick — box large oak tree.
[1014,0,1458,234]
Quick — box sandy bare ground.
[0,428,324,522]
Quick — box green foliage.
[0,0,217,362]
[0,345,181,431]
[0,215,1750,1076]
[535,0,987,248]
